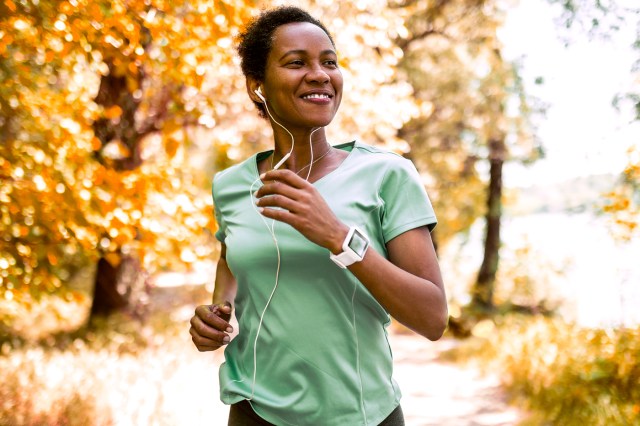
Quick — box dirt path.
[390,334,525,426]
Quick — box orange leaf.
[165,137,180,158]
[91,137,102,151]
[104,252,121,267]
[47,252,59,266]
[45,50,56,63]
[104,105,123,119]
[127,61,139,75]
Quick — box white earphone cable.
[244,93,323,400]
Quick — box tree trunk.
[472,137,506,311]
[89,60,144,323]
[89,256,127,317]
[89,254,149,322]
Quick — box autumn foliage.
[0,0,257,308]
[603,145,640,242]
[2,0,516,314]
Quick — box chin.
[308,113,338,128]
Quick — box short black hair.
[236,6,335,116]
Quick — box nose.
[305,64,330,85]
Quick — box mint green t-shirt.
[212,141,437,426]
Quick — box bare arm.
[211,244,237,305]
[346,226,447,340]
[189,244,238,351]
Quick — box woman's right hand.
[189,302,233,352]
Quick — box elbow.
[425,320,447,341]
[424,308,449,341]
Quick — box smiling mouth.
[301,93,331,100]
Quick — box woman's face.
[261,22,343,132]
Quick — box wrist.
[211,297,232,307]
[328,224,350,255]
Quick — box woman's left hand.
[255,169,348,253]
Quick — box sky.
[499,0,640,187]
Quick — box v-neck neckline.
[252,140,357,186]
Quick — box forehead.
[270,22,335,55]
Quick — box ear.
[247,78,264,103]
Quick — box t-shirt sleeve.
[212,173,227,243]
[379,158,437,243]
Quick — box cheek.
[333,93,343,111]
[332,73,343,103]
[332,71,343,88]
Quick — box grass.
[443,315,640,426]
[0,284,229,426]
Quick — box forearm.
[211,250,237,305]
[348,248,448,340]
[327,225,448,340]
[191,247,236,352]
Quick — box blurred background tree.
[0,0,447,329]
[0,0,258,325]
[0,0,632,331]
[393,0,540,313]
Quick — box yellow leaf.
[126,74,139,93]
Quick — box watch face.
[348,228,369,258]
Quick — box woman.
[189,6,448,426]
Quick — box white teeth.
[303,93,330,99]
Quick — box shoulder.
[212,153,261,200]
[350,141,404,160]
[213,153,258,186]
[349,141,419,180]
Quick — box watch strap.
[329,250,360,269]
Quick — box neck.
[271,126,330,171]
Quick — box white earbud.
[254,87,266,103]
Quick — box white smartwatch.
[330,226,370,269]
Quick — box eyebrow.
[279,49,337,61]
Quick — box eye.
[324,60,338,68]
[287,59,304,67]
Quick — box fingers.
[260,169,311,189]
[256,194,299,212]
[258,206,298,224]
[190,304,234,351]
[189,325,224,351]
[218,301,233,321]
[256,172,317,215]
[196,304,233,331]
[255,179,302,201]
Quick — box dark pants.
[228,399,405,426]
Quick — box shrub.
[448,316,640,426]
